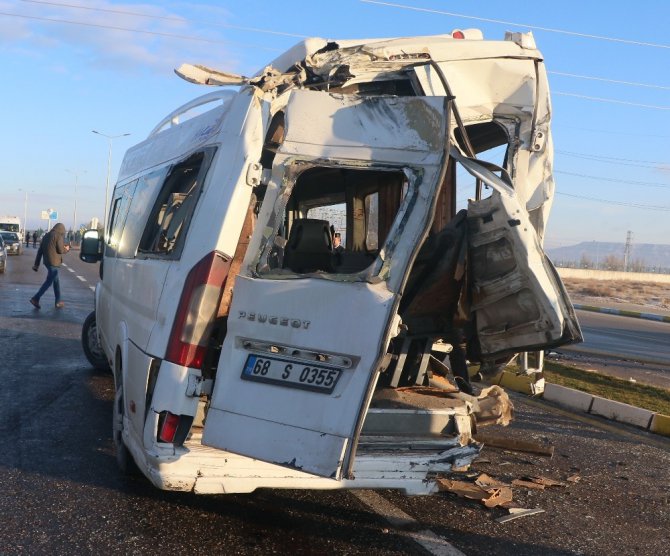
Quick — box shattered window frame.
[252,160,420,284]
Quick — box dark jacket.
[34,223,68,268]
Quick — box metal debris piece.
[567,474,581,483]
[496,508,546,523]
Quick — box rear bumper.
[137,432,481,495]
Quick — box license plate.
[241,354,342,394]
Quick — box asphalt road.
[567,310,670,366]
[1,249,669,555]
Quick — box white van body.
[80,30,581,494]
[0,216,22,237]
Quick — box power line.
[16,0,670,95]
[360,0,670,49]
[0,10,283,51]
[555,170,670,189]
[19,0,310,39]
[553,91,670,111]
[548,71,670,91]
[561,125,670,140]
[555,150,669,169]
[556,192,670,211]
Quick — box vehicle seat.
[283,218,334,273]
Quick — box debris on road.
[437,474,514,508]
[474,431,555,457]
[496,508,546,523]
[511,479,546,490]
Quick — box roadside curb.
[573,303,670,323]
[497,379,670,439]
[492,369,544,396]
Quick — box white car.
[0,231,22,255]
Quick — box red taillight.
[158,411,180,443]
[166,251,231,368]
[452,30,465,39]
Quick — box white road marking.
[76,275,87,282]
[67,268,75,273]
[351,490,466,556]
[89,286,95,292]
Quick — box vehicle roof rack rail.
[148,90,237,138]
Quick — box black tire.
[113,385,139,476]
[82,311,110,372]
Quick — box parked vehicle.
[0,216,22,239]
[80,29,581,495]
[0,236,6,273]
[0,231,23,255]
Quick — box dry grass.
[562,278,670,309]
[542,361,670,414]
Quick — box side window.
[106,181,137,254]
[138,149,214,257]
[117,169,167,259]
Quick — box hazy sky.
[1,0,669,248]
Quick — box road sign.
[49,211,58,220]
[41,210,49,220]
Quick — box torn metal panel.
[453,151,582,356]
[280,91,447,161]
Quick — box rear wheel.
[82,311,110,372]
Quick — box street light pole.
[91,130,130,232]
[23,190,28,233]
[66,169,85,235]
[18,188,34,235]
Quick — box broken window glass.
[138,149,215,257]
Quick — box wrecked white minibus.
[80,29,581,494]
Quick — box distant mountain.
[546,242,670,272]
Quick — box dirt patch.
[562,277,670,310]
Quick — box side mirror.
[80,229,103,263]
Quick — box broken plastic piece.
[175,64,248,86]
[496,508,545,523]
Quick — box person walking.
[25,231,30,247]
[30,223,70,309]
[32,231,38,248]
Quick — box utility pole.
[623,230,633,272]
[92,131,131,232]
[66,169,86,235]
